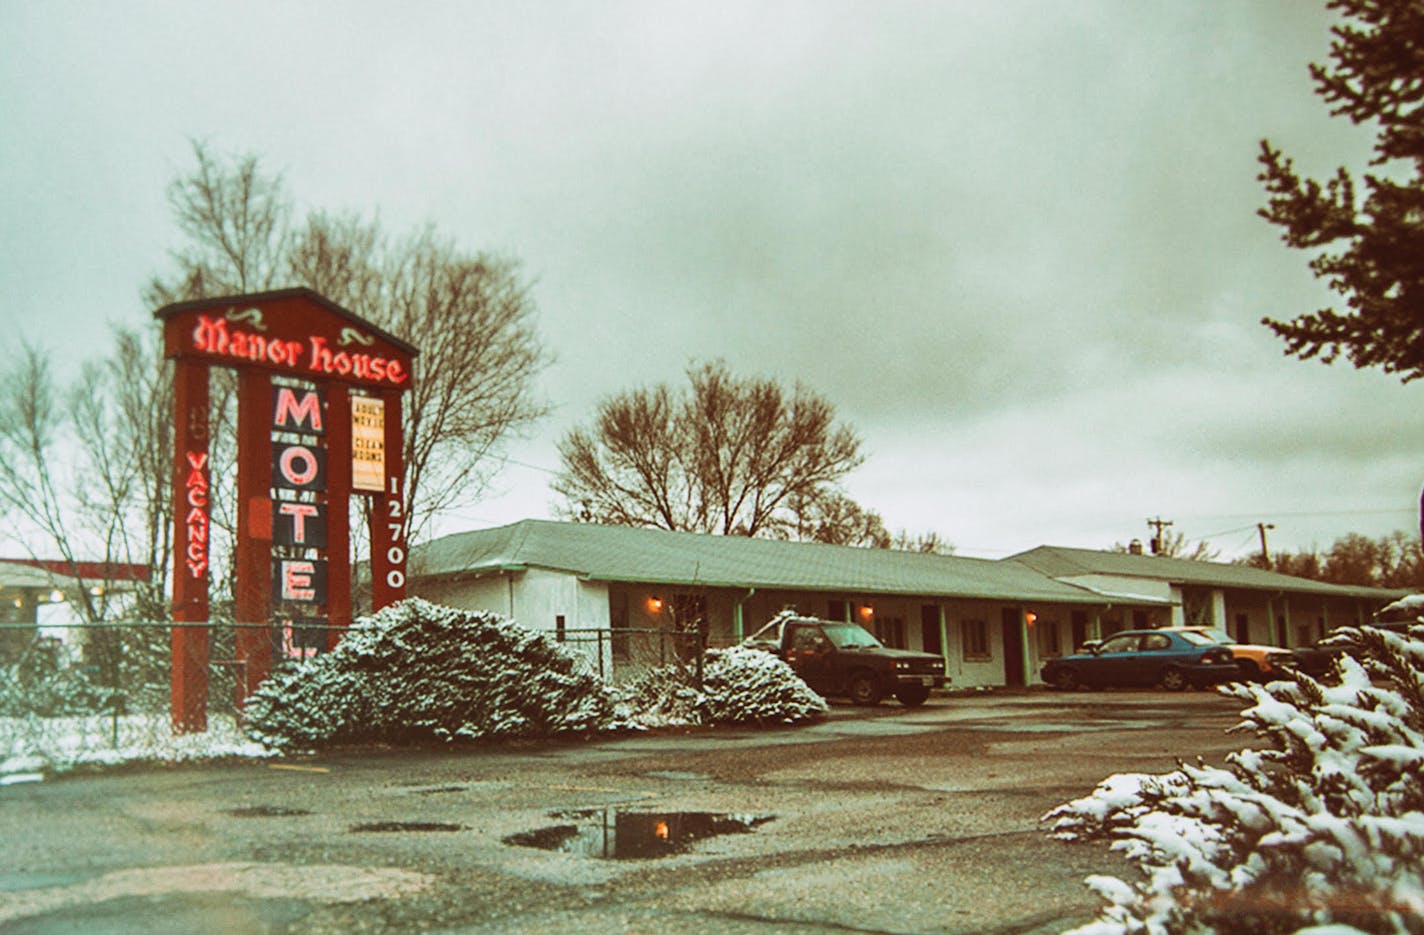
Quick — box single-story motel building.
[409,520,1402,689]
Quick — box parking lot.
[0,690,1244,933]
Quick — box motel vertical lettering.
[184,451,210,579]
[371,391,407,608]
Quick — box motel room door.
[1000,607,1025,688]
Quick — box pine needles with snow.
[241,598,614,750]
[615,645,828,729]
[1043,621,1424,934]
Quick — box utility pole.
[1257,522,1275,567]
[1146,516,1174,555]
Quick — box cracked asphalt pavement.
[0,690,1243,933]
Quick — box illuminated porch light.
[648,596,664,613]
[1025,612,1038,626]
[48,589,65,604]
[859,605,874,620]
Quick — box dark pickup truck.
[744,613,948,706]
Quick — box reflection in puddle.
[503,809,773,860]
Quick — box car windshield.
[821,623,883,649]
[1177,631,1216,647]
[1191,629,1235,645]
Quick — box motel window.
[1132,610,1149,629]
[875,616,905,649]
[827,600,850,622]
[556,615,566,642]
[963,619,990,660]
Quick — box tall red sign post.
[157,289,417,732]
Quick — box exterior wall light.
[859,605,874,620]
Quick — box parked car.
[1290,598,1420,678]
[1161,627,1296,681]
[742,613,947,706]
[1040,629,1238,691]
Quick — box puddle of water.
[224,805,313,818]
[349,821,464,833]
[503,809,773,860]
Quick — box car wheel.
[1160,666,1188,692]
[1049,667,1079,691]
[895,684,930,707]
[848,671,883,706]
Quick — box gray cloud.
[2,0,1415,559]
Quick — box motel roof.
[411,520,1161,605]
[1008,545,1403,602]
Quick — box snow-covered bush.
[242,598,613,750]
[616,645,828,728]
[1044,623,1424,934]
[0,638,106,717]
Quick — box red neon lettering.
[273,388,324,432]
[278,446,320,486]
[282,561,317,601]
[192,315,229,353]
[309,336,333,373]
[278,502,319,543]
[183,450,209,580]
[307,336,406,386]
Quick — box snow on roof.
[410,520,1164,605]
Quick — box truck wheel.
[848,671,883,706]
[895,684,930,707]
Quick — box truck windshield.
[821,623,882,649]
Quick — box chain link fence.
[0,620,327,769]
[557,626,709,686]
[1,620,709,766]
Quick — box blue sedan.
[1040,629,1239,691]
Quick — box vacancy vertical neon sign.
[158,289,417,733]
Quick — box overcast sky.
[4,1,1421,560]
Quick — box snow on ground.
[1,712,272,783]
[0,601,827,782]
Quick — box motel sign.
[157,288,417,732]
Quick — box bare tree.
[146,142,549,544]
[0,337,169,621]
[788,491,891,548]
[554,360,865,538]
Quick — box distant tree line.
[1239,529,1424,590]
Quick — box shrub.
[617,645,828,728]
[242,598,613,750]
[1044,623,1424,934]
